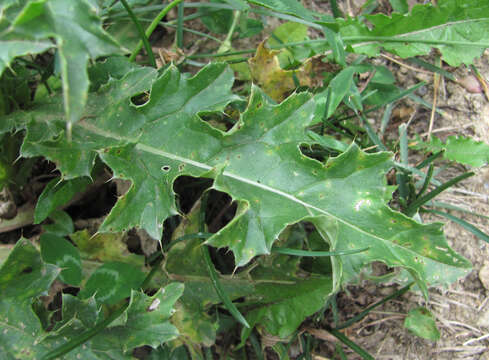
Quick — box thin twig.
[463,333,489,346]
[428,57,441,140]
[380,53,433,75]
[358,70,377,93]
[432,346,487,354]
[356,315,405,335]
[419,122,476,137]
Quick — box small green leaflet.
[404,307,440,341]
[414,135,489,167]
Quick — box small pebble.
[478,262,489,290]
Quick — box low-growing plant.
[1,0,489,358]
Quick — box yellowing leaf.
[249,42,313,102]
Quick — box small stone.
[479,263,489,290]
[477,307,489,328]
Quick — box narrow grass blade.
[199,193,250,329]
[129,0,184,61]
[202,245,250,328]
[405,171,475,216]
[415,150,444,170]
[337,82,425,122]
[428,201,489,220]
[326,328,374,360]
[166,232,213,250]
[335,283,413,330]
[407,93,446,117]
[204,347,213,360]
[272,247,369,257]
[423,209,489,243]
[380,103,393,137]
[399,124,408,165]
[393,162,435,180]
[397,124,410,202]
[120,0,156,67]
[335,343,348,360]
[416,164,434,198]
[329,0,344,18]
[406,58,456,81]
[249,332,265,360]
[358,113,387,151]
[176,2,184,48]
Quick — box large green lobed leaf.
[1,0,123,134]
[4,62,470,292]
[339,0,489,66]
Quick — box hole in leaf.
[21,266,33,274]
[300,143,333,162]
[161,165,171,172]
[173,176,213,214]
[199,105,238,131]
[130,92,149,106]
[204,189,237,233]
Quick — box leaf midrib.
[78,120,447,264]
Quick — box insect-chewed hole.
[130,92,149,106]
[21,266,33,274]
[199,105,239,131]
[161,165,171,172]
[173,176,213,214]
[204,189,237,233]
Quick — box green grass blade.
[406,58,456,81]
[326,328,374,360]
[407,93,447,117]
[416,163,434,198]
[335,343,348,360]
[202,245,250,328]
[335,283,413,330]
[405,171,475,216]
[165,232,213,250]
[329,0,344,18]
[176,2,184,48]
[428,201,489,220]
[358,113,387,151]
[415,150,444,170]
[249,332,265,360]
[129,0,184,61]
[380,103,393,137]
[423,209,489,243]
[120,0,156,67]
[199,193,249,329]
[272,247,369,257]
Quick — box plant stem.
[405,171,475,216]
[218,10,241,54]
[120,0,156,67]
[343,36,489,48]
[129,0,184,62]
[176,2,184,48]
